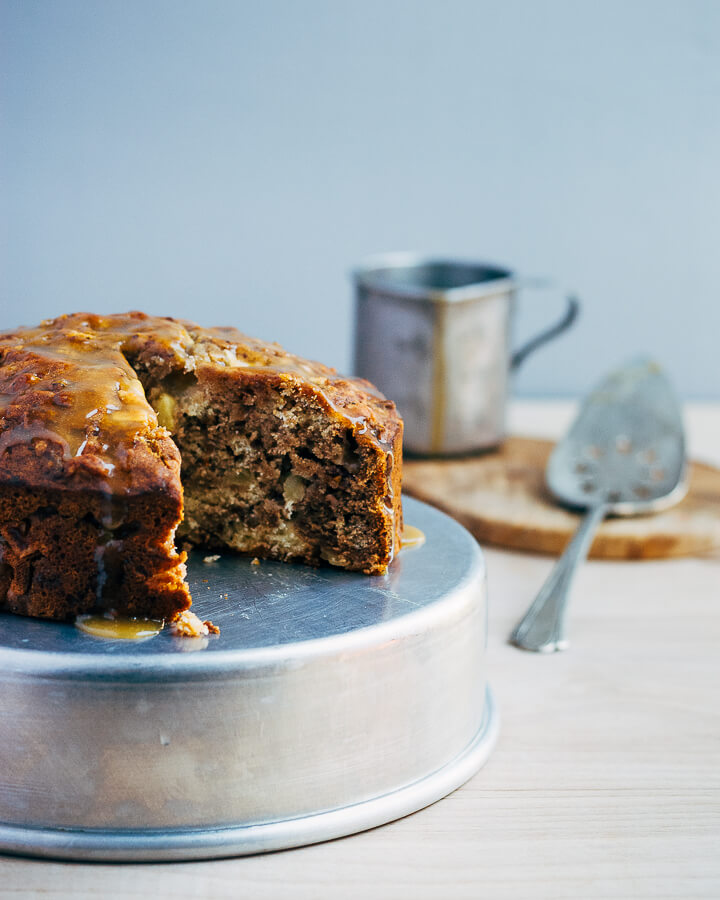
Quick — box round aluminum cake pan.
[0,496,498,861]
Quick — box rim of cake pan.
[0,498,484,681]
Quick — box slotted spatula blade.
[547,358,686,514]
[510,358,687,653]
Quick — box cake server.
[510,358,687,653]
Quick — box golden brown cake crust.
[0,311,403,621]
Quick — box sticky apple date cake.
[0,312,403,621]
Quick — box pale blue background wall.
[2,0,719,398]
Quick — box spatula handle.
[510,503,608,653]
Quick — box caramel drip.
[0,312,397,496]
[1,343,152,457]
[0,317,159,482]
[400,525,426,550]
[75,612,164,640]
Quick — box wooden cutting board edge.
[403,438,720,560]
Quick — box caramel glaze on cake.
[0,312,403,621]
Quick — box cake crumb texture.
[0,312,403,621]
[170,610,219,637]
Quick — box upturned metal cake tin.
[0,497,497,862]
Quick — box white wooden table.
[2,402,718,899]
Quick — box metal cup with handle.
[353,254,579,455]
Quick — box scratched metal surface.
[0,496,479,666]
[0,496,497,860]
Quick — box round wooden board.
[403,437,720,559]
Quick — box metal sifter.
[510,358,687,653]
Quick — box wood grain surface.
[403,436,720,559]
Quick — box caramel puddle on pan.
[75,534,427,640]
[401,525,426,551]
[75,612,164,640]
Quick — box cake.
[0,312,403,622]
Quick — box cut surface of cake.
[0,312,403,621]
